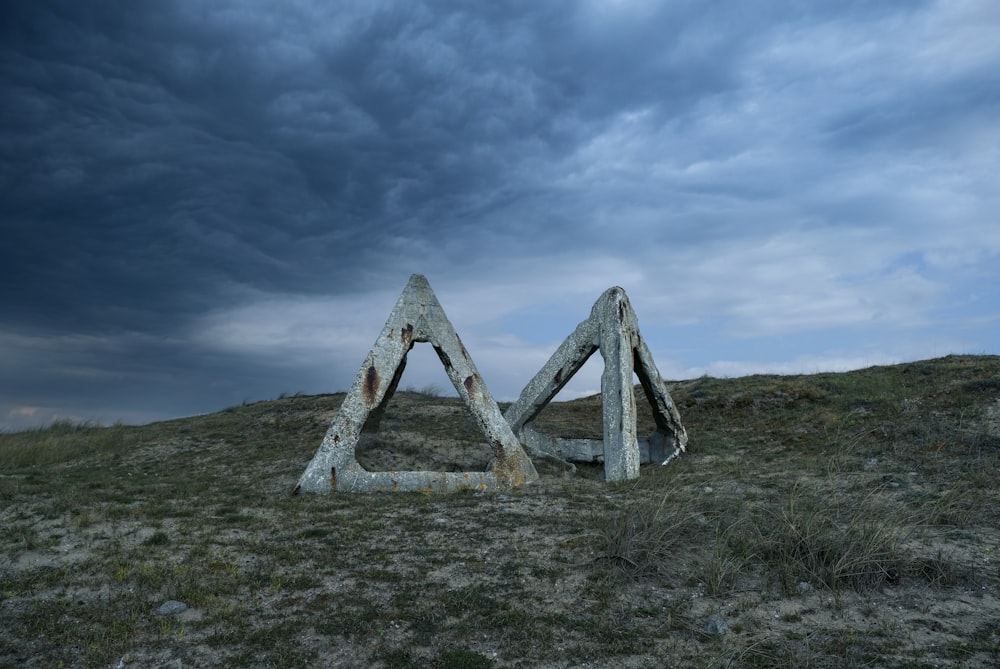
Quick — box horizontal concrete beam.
[520,424,681,468]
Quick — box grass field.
[2,354,998,668]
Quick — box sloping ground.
[1,355,998,668]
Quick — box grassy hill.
[1,355,999,668]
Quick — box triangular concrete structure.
[503,287,687,482]
[294,274,538,494]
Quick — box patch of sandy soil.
[2,372,999,668]
[4,457,998,668]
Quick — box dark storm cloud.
[2,0,755,333]
[2,0,998,430]
[1,4,332,330]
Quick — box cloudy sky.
[2,1,998,431]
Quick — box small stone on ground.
[705,615,728,635]
[155,600,187,616]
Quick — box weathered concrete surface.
[598,287,640,480]
[295,274,537,494]
[520,424,669,465]
[504,287,687,482]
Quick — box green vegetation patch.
[1,356,998,668]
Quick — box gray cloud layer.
[2,1,998,430]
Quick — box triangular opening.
[531,353,604,442]
[295,274,537,494]
[397,341,459,398]
[355,342,498,474]
[533,361,664,452]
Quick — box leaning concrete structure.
[503,287,688,482]
[294,274,538,494]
